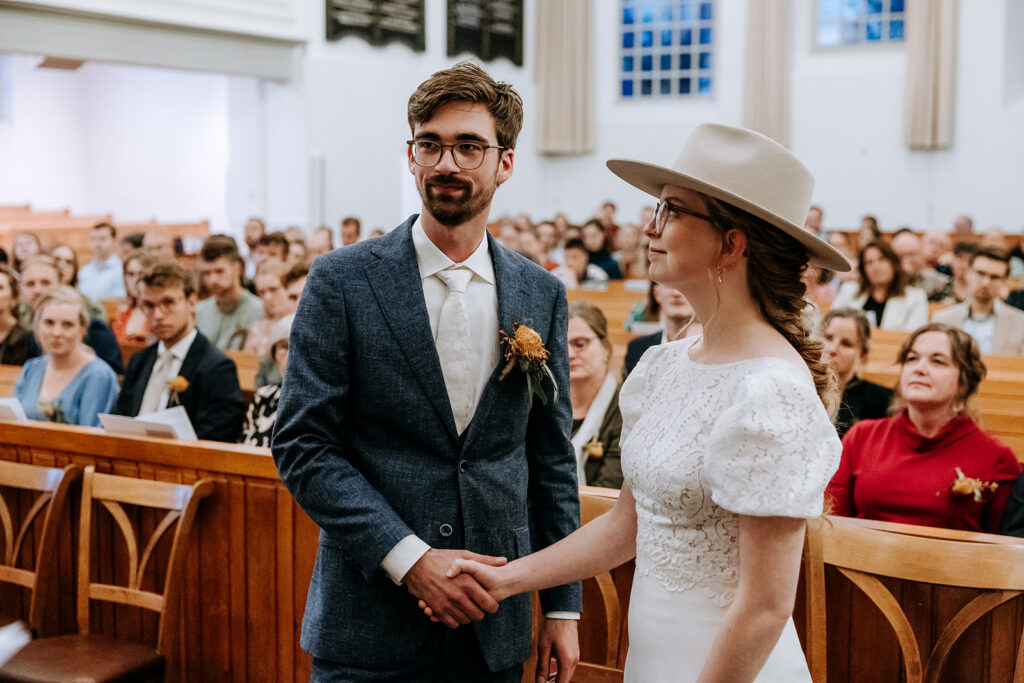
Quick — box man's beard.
[420,173,497,228]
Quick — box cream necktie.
[435,267,475,434]
[139,349,173,415]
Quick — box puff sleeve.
[705,365,842,518]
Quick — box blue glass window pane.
[700,2,713,20]
[642,30,654,47]
[623,7,634,24]
[842,0,860,20]
[623,32,635,49]
[641,55,653,71]
[660,54,672,70]
[679,53,692,69]
[891,0,905,12]
[679,2,693,21]
[699,52,711,69]
[699,27,713,44]
[661,5,674,21]
[889,20,904,40]
[866,20,882,41]
[623,56,634,72]
[679,77,691,94]
[641,6,654,23]
[622,80,634,98]
[698,77,712,94]
[819,0,840,21]
[661,29,673,46]
[641,79,653,96]
[660,78,672,95]
[680,28,692,45]
[841,22,859,44]
[866,0,882,14]
[818,20,840,46]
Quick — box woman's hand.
[417,559,517,622]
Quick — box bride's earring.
[715,262,724,284]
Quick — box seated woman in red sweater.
[827,323,1021,533]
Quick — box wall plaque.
[447,0,523,66]
[326,0,426,52]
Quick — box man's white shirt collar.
[157,328,198,362]
[411,216,495,285]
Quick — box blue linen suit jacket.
[272,216,582,672]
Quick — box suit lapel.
[365,219,459,442]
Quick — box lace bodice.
[620,337,841,606]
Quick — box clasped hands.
[402,548,508,629]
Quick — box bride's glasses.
[651,200,713,238]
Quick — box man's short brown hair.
[258,231,290,256]
[282,262,310,289]
[407,61,524,150]
[92,222,116,238]
[970,248,1010,276]
[140,261,196,298]
[200,234,243,264]
[341,217,361,234]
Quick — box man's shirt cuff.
[380,534,431,585]
[543,611,581,620]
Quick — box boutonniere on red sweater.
[498,322,558,405]
[950,467,999,502]
[167,376,189,407]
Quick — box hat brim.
[606,158,852,272]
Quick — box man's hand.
[403,549,506,629]
[536,618,579,683]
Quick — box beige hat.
[606,123,852,272]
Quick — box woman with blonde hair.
[13,286,118,426]
[423,124,851,681]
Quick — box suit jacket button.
[439,524,453,537]
[458,460,468,473]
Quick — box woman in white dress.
[424,124,851,682]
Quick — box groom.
[272,62,582,682]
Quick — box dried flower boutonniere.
[37,399,68,424]
[498,322,559,405]
[167,375,189,407]
[950,467,999,502]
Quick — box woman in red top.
[828,323,1020,533]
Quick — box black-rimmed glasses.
[650,200,713,237]
[407,139,505,170]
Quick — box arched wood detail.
[586,571,622,667]
[137,509,181,591]
[10,493,52,569]
[0,493,14,565]
[838,567,923,683]
[925,589,1023,683]
[99,500,139,588]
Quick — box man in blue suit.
[273,63,582,682]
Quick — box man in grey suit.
[273,63,582,682]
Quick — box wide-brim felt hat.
[606,123,852,272]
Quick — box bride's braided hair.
[702,196,840,415]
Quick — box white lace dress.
[619,337,841,682]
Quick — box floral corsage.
[37,399,67,424]
[950,467,999,502]
[498,322,559,405]
[167,376,189,407]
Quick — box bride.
[424,124,851,681]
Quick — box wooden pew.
[0,364,18,397]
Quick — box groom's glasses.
[407,139,506,170]
[650,200,713,238]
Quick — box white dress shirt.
[961,306,996,354]
[139,329,198,415]
[379,221,580,620]
[78,255,125,300]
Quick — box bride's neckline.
[676,336,792,371]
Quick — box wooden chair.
[804,516,1024,683]
[0,463,81,633]
[0,466,213,683]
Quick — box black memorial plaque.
[447,0,523,66]
[326,0,426,52]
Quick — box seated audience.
[0,266,33,365]
[244,260,293,356]
[287,240,309,267]
[518,230,555,270]
[827,323,1020,533]
[241,335,289,447]
[568,302,623,489]
[255,231,289,266]
[953,213,974,235]
[981,227,1007,251]
[11,231,40,272]
[19,256,122,373]
[13,286,118,426]
[802,264,837,309]
[242,216,266,280]
[195,235,264,350]
[283,262,308,311]
[141,229,175,261]
[856,214,882,251]
[114,262,244,442]
[622,281,660,334]
[110,250,155,343]
[934,240,979,304]
[889,229,951,301]
[552,238,608,290]
[308,226,334,259]
[45,243,107,323]
[581,219,623,280]
[923,229,954,276]
[833,240,928,331]
[624,284,699,377]
[820,308,893,438]
[1006,287,1024,313]
[535,221,562,266]
[340,216,361,246]
[932,248,1024,355]
[119,231,144,260]
[826,231,858,285]
[254,263,306,388]
[614,223,647,279]
[77,222,125,300]
[1009,225,1024,278]
[804,204,823,235]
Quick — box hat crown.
[671,123,814,228]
